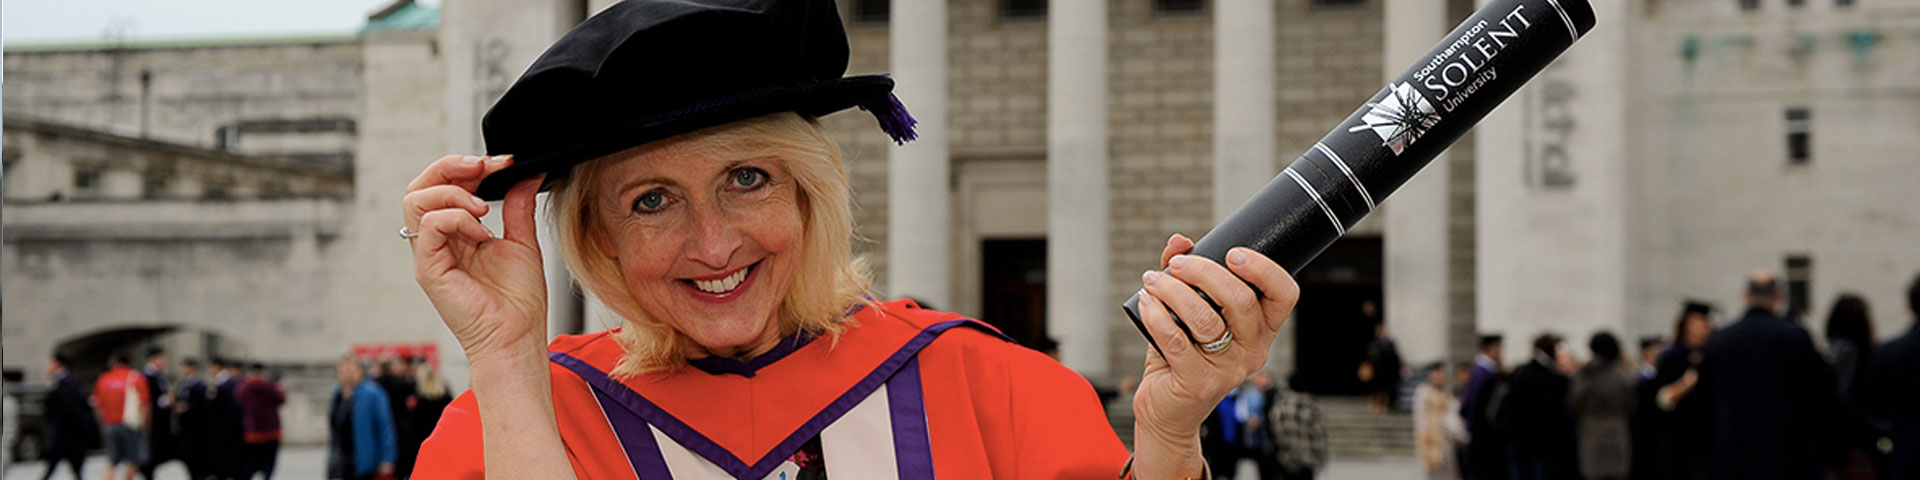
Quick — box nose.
[683,202,742,270]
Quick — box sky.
[2,0,434,45]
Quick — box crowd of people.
[39,349,285,480]
[1419,269,1920,480]
[30,350,455,480]
[324,355,454,480]
[1199,370,1333,480]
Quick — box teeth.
[693,266,750,294]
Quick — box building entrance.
[1289,236,1384,396]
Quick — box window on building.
[1787,0,1805,8]
[1154,0,1206,14]
[1785,255,1812,319]
[142,174,168,199]
[1001,0,1046,19]
[853,0,888,23]
[1786,107,1811,165]
[73,167,102,196]
[1312,0,1366,7]
[1739,0,1760,10]
[1836,0,1853,7]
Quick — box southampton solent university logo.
[1348,82,1440,155]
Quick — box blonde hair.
[547,113,874,378]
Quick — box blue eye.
[632,190,669,213]
[731,168,768,189]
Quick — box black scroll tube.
[1123,0,1597,357]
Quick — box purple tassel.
[859,92,918,145]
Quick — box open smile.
[680,260,761,301]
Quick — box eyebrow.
[608,155,782,198]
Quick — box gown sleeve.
[412,391,486,480]
[1004,347,1131,478]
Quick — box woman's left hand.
[1130,234,1299,476]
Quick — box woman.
[1412,363,1461,480]
[402,1,1299,478]
[330,357,398,480]
[1647,302,1713,480]
[1823,294,1880,480]
[1570,332,1635,480]
[409,361,454,465]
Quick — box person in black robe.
[1695,270,1875,480]
[176,358,216,480]
[1499,333,1577,480]
[1459,334,1507,480]
[1645,301,1714,480]
[41,354,96,480]
[140,347,177,480]
[1862,273,1920,480]
[212,358,249,479]
[376,357,419,478]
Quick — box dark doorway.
[1290,236,1384,396]
[980,238,1048,348]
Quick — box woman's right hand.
[404,154,549,362]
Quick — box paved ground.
[4,446,1419,479]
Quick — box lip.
[679,261,760,304]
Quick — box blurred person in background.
[238,363,286,480]
[1628,337,1663,480]
[1414,362,1463,480]
[1460,334,1508,480]
[1203,383,1247,479]
[140,347,178,480]
[1361,301,1402,414]
[1499,333,1576,480]
[176,358,216,480]
[1648,301,1713,480]
[1571,332,1635,480]
[1862,273,1920,480]
[95,353,151,480]
[1698,269,1871,480]
[1635,337,1662,382]
[1243,370,1282,480]
[211,358,249,479]
[329,357,397,480]
[375,357,418,479]
[1268,373,1329,480]
[1823,293,1882,479]
[41,354,94,480]
[408,360,454,455]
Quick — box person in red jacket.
[238,363,287,479]
[401,1,1301,478]
[94,353,150,480]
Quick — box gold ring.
[1199,330,1233,355]
[399,226,420,240]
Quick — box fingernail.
[1169,255,1190,269]
[1228,249,1249,266]
[462,155,482,164]
[485,156,506,168]
[468,195,486,208]
[1142,270,1162,285]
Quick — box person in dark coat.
[1361,301,1402,414]
[1696,270,1874,480]
[212,358,249,479]
[1499,333,1577,480]
[238,363,286,480]
[41,354,95,480]
[1460,334,1508,480]
[1822,294,1883,478]
[176,358,217,480]
[376,357,419,478]
[140,347,177,480]
[408,361,455,453]
[1862,273,1920,480]
[1646,301,1714,480]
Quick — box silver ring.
[399,226,420,240]
[1199,330,1234,355]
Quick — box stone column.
[1476,0,1626,364]
[1212,0,1277,222]
[1047,0,1110,378]
[886,0,952,307]
[1382,0,1451,371]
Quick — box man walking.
[41,354,95,480]
[141,348,177,480]
[177,358,216,480]
[1459,334,1507,480]
[95,353,151,480]
[238,363,287,479]
[1864,273,1920,479]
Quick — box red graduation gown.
[414,299,1129,479]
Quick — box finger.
[403,185,490,231]
[1159,233,1194,270]
[502,174,545,245]
[1223,247,1300,334]
[406,154,514,192]
[1136,289,1202,372]
[1142,269,1228,351]
[1164,253,1261,341]
[413,207,494,261]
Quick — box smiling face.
[589,137,805,359]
